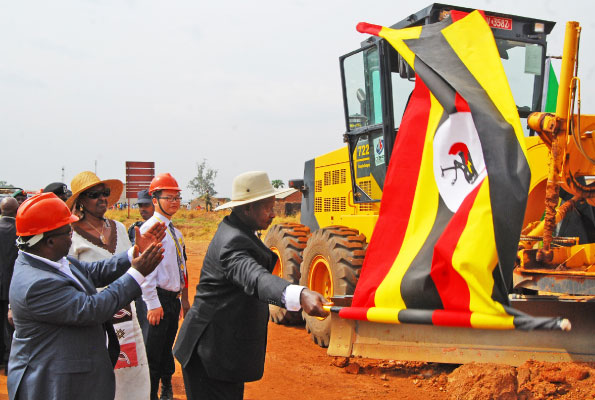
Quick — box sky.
[1,0,594,200]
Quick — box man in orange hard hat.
[140,173,190,400]
[7,193,166,400]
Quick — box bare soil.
[1,239,593,399]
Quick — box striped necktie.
[168,222,185,287]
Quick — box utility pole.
[61,166,65,182]
[94,160,98,175]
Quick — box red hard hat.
[16,193,79,236]
[149,173,181,194]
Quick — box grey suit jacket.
[7,251,141,400]
[174,212,290,383]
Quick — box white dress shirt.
[140,211,184,310]
[283,284,305,311]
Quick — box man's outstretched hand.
[131,243,164,277]
[300,288,331,318]
[135,222,166,253]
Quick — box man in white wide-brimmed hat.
[174,171,329,399]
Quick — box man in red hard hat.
[7,193,166,400]
[141,173,190,400]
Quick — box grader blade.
[327,296,595,366]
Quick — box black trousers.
[182,350,244,400]
[134,295,149,343]
[145,289,181,399]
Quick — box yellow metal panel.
[313,146,380,237]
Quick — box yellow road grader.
[264,3,595,365]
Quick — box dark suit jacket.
[0,217,17,301]
[7,251,141,400]
[174,212,290,383]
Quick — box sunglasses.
[83,188,111,199]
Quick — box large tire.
[264,223,311,325]
[299,226,366,347]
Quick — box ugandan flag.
[337,11,565,330]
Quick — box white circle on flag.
[433,112,486,212]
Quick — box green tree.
[0,180,13,187]
[271,179,285,189]
[188,160,218,211]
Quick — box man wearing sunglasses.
[140,173,189,400]
[7,193,166,400]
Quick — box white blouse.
[69,219,150,400]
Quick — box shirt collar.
[153,211,171,225]
[20,250,69,270]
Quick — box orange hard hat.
[16,193,79,236]
[149,173,181,194]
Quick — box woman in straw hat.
[67,171,150,400]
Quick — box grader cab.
[264,4,595,364]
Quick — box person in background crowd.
[67,171,151,400]
[141,173,190,400]
[128,190,155,245]
[42,182,69,202]
[11,190,26,207]
[127,189,155,342]
[204,192,212,212]
[174,171,329,400]
[7,192,165,400]
[0,197,18,374]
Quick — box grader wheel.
[299,226,366,347]
[264,223,311,325]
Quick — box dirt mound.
[517,361,594,400]
[447,363,517,400]
[442,361,595,400]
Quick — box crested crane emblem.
[433,112,487,212]
[440,142,479,185]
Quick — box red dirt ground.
[1,240,593,399]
